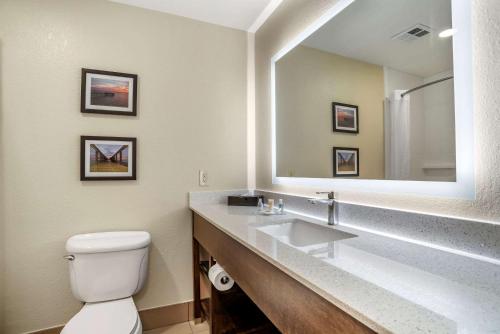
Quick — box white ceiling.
[301,0,453,78]
[108,0,274,31]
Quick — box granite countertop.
[189,199,500,334]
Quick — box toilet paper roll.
[208,263,234,291]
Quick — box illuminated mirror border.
[271,0,474,199]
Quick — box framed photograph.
[332,102,358,133]
[81,136,137,181]
[333,147,359,177]
[81,69,137,116]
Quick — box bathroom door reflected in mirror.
[276,0,456,182]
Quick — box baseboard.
[27,301,195,334]
[139,301,193,331]
[27,326,64,334]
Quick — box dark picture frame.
[80,136,137,181]
[333,147,359,177]
[81,68,138,116]
[332,102,358,133]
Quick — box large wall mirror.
[271,0,474,198]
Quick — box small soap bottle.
[267,199,274,211]
[278,199,284,214]
[257,198,264,212]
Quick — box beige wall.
[255,0,500,222]
[0,1,247,333]
[276,45,384,179]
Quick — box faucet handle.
[316,191,335,199]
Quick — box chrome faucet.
[308,191,338,226]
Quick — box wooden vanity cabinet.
[192,212,376,334]
[193,220,279,333]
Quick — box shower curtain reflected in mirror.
[385,91,410,180]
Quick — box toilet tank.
[65,231,151,303]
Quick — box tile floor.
[144,320,209,334]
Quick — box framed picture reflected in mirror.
[332,102,358,133]
[333,147,359,177]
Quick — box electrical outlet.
[199,170,208,186]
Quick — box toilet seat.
[61,297,141,334]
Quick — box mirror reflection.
[276,0,456,181]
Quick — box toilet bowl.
[61,297,141,334]
[62,231,151,334]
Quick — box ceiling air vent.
[392,24,431,42]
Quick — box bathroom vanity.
[190,191,500,334]
[192,213,372,334]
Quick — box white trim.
[247,33,256,189]
[248,0,283,33]
[270,0,475,199]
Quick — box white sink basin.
[257,219,356,247]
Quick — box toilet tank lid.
[66,231,151,254]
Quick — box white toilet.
[62,231,151,334]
